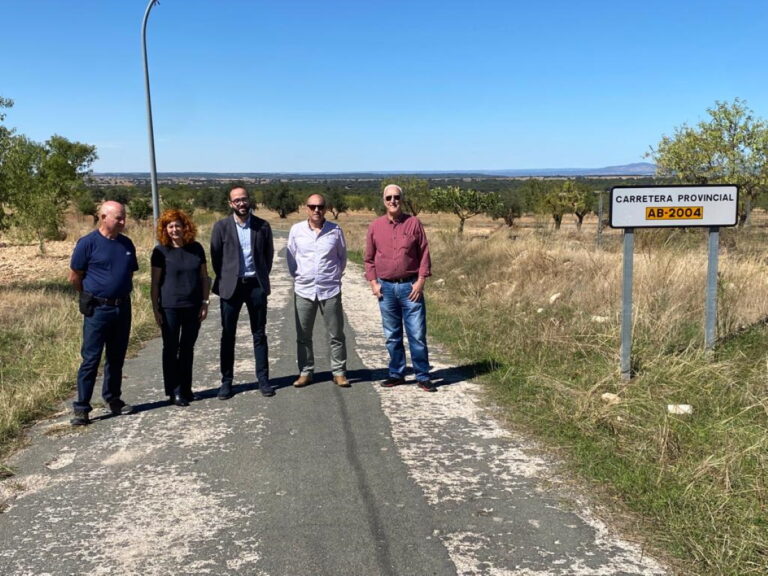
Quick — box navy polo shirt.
[70,230,139,298]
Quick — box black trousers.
[161,306,201,397]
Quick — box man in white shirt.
[286,193,349,388]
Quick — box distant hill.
[94,163,657,180]
[477,163,656,177]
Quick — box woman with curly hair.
[150,209,210,406]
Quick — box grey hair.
[382,184,403,196]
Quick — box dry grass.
[0,212,159,454]
[410,217,768,576]
[1,206,766,573]
[0,288,81,442]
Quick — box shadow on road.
[129,360,497,411]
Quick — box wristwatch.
[202,299,210,305]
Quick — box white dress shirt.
[287,219,347,300]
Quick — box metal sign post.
[705,227,719,350]
[620,228,634,380]
[610,185,738,379]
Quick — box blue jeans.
[161,307,201,397]
[378,279,430,381]
[74,301,132,413]
[219,282,269,387]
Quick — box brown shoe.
[293,374,312,388]
[333,374,350,388]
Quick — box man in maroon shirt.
[364,184,436,392]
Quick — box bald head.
[100,201,124,218]
[98,201,127,239]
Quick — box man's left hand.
[408,278,426,302]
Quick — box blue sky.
[2,0,767,173]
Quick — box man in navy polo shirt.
[69,201,139,426]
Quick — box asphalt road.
[0,233,668,576]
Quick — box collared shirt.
[70,230,139,298]
[364,213,431,282]
[287,219,347,300]
[235,213,257,278]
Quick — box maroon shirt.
[364,213,431,281]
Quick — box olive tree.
[488,187,523,227]
[538,184,570,231]
[74,189,99,224]
[3,134,97,252]
[0,96,15,230]
[430,185,500,234]
[129,197,152,223]
[263,182,300,218]
[560,179,594,231]
[648,98,768,226]
[325,186,348,219]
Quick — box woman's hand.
[153,305,163,327]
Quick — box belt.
[94,296,127,306]
[239,276,260,284]
[380,275,418,284]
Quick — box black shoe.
[218,384,233,400]
[70,410,90,427]
[109,401,134,415]
[171,394,189,407]
[181,392,200,402]
[417,380,437,392]
[260,383,275,397]
[380,377,405,388]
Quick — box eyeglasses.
[230,197,249,205]
[385,195,401,202]
[307,204,326,211]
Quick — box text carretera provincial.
[616,192,735,203]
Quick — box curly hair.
[156,209,197,246]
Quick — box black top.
[151,242,206,308]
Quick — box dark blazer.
[210,213,274,300]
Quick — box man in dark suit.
[210,186,275,398]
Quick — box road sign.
[610,185,738,228]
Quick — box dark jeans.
[161,306,201,397]
[74,301,132,413]
[220,282,269,387]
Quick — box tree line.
[82,176,662,235]
[3,95,768,251]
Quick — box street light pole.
[142,0,160,235]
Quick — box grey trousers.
[294,292,347,376]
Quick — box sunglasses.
[230,197,249,205]
[307,204,326,211]
[385,195,401,202]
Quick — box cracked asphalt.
[0,232,668,575]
